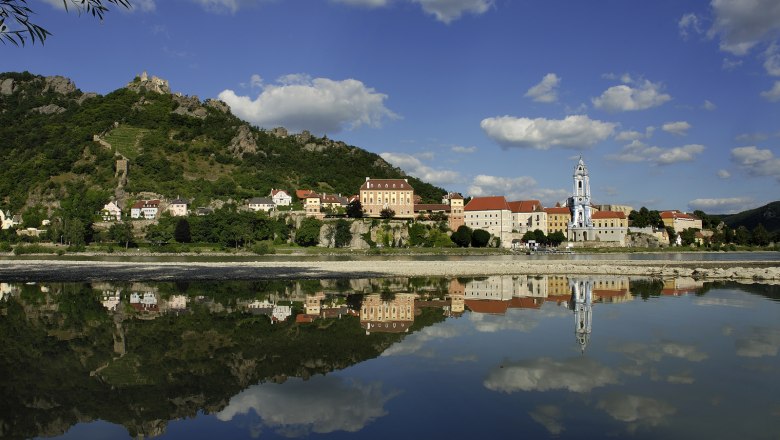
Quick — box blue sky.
[4,0,780,213]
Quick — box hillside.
[722,201,780,233]
[0,71,446,216]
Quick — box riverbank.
[0,258,778,282]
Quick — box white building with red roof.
[660,210,702,232]
[464,196,513,247]
[270,189,292,206]
[508,200,546,234]
[130,200,160,219]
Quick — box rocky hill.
[0,71,446,217]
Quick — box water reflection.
[0,276,778,439]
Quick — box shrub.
[251,242,275,255]
[13,244,55,255]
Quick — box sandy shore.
[0,258,778,282]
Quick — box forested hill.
[0,71,446,214]
[722,201,780,233]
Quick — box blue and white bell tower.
[568,156,593,241]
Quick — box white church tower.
[568,156,593,241]
[569,278,593,354]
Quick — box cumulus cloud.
[736,327,780,357]
[382,324,460,357]
[615,130,644,142]
[468,310,540,333]
[662,121,692,135]
[760,81,780,101]
[688,197,753,213]
[484,357,619,393]
[702,100,717,110]
[722,57,744,70]
[608,141,705,165]
[529,405,565,435]
[216,376,397,436]
[411,0,493,23]
[678,13,703,39]
[597,393,676,431]
[613,341,708,367]
[451,145,477,154]
[707,0,780,55]
[731,146,780,181]
[525,73,561,103]
[467,175,569,206]
[592,79,672,112]
[717,169,731,179]
[219,74,397,134]
[380,152,461,185]
[480,115,616,150]
[764,43,780,76]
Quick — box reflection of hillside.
[0,282,448,440]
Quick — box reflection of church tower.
[568,156,593,241]
[569,278,593,353]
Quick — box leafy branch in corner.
[0,0,131,46]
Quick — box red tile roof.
[507,200,542,213]
[444,192,464,200]
[465,299,509,315]
[544,207,570,215]
[592,211,626,219]
[296,189,315,199]
[360,178,413,191]
[660,210,698,220]
[465,196,510,211]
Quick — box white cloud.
[380,152,461,185]
[688,197,753,213]
[608,141,705,165]
[613,341,709,365]
[216,376,397,436]
[736,327,780,357]
[592,79,672,112]
[708,0,780,55]
[735,132,769,142]
[411,0,493,24]
[468,310,540,333]
[382,324,459,357]
[662,121,692,135]
[249,74,263,89]
[480,115,616,150]
[597,394,676,429]
[731,146,780,180]
[764,43,780,76]
[717,169,731,178]
[333,0,389,7]
[702,99,717,110]
[722,57,744,70]
[615,130,644,142]
[467,175,569,206]
[679,13,703,39]
[451,145,477,154]
[219,74,398,134]
[525,73,561,103]
[529,405,565,435]
[760,81,780,101]
[187,0,268,13]
[484,357,619,393]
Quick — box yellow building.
[360,178,415,218]
[544,206,571,235]
[660,210,703,231]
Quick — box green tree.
[64,218,85,246]
[333,219,352,248]
[108,222,134,248]
[346,200,363,218]
[1,0,132,46]
[145,223,172,246]
[380,208,395,219]
[295,217,322,247]
[548,231,566,246]
[408,223,428,247]
[471,229,490,248]
[174,218,191,243]
[533,229,547,245]
[21,205,46,228]
[734,226,751,246]
[666,226,677,245]
[679,228,698,246]
[751,224,770,246]
[450,225,472,247]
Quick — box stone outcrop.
[205,98,229,113]
[126,71,170,94]
[31,104,66,115]
[228,125,258,158]
[43,76,77,95]
[172,94,208,119]
[0,78,17,95]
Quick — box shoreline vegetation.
[0,254,778,282]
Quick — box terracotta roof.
[507,200,542,213]
[465,299,509,315]
[414,203,451,212]
[296,189,315,199]
[271,189,289,197]
[508,297,542,309]
[444,192,464,200]
[592,211,626,219]
[544,207,570,215]
[132,200,160,209]
[360,178,413,191]
[660,210,698,220]
[464,196,510,212]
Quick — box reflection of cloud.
[468,311,539,333]
[529,405,565,435]
[614,340,708,365]
[597,393,675,432]
[736,327,780,358]
[217,376,397,436]
[665,371,695,384]
[694,297,752,308]
[484,357,618,393]
[382,325,459,357]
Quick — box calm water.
[1,276,778,440]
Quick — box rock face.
[43,76,77,95]
[228,125,258,158]
[31,104,66,115]
[627,232,664,248]
[0,78,16,95]
[126,71,171,94]
[172,94,208,119]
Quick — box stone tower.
[568,156,594,241]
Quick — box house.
[304,192,324,218]
[247,197,274,212]
[195,206,213,216]
[168,198,188,217]
[101,201,122,222]
[544,206,571,236]
[321,193,348,211]
[590,211,629,244]
[507,200,546,234]
[360,293,416,334]
[359,177,415,218]
[442,192,465,231]
[660,210,703,232]
[270,189,292,206]
[1,211,15,230]
[464,196,513,247]
[296,189,316,201]
[131,200,160,219]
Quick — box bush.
[471,229,491,248]
[0,242,11,252]
[13,244,55,255]
[451,225,472,247]
[251,242,275,255]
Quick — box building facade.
[508,200,547,234]
[270,189,292,206]
[359,178,415,219]
[442,192,465,231]
[464,196,513,247]
[168,198,188,217]
[660,210,703,232]
[545,207,571,236]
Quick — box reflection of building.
[247,299,293,323]
[129,292,158,312]
[662,278,704,296]
[463,276,544,315]
[0,283,18,301]
[592,277,632,303]
[448,279,465,316]
[569,278,593,354]
[101,290,121,311]
[360,293,417,334]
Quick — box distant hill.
[0,71,446,215]
[722,201,780,233]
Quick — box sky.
[3,0,780,214]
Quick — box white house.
[101,201,122,222]
[270,189,292,206]
[131,200,160,219]
[168,198,188,217]
[247,197,274,212]
[464,196,513,248]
